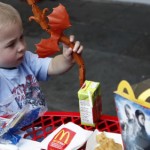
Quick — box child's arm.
[47,35,83,76]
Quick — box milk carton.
[78,80,101,127]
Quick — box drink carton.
[78,80,101,127]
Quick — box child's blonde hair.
[0,2,22,29]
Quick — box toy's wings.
[36,38,60,58]
[36,4,71,58]
[47,4,71,31]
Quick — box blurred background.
[1,0,150,116]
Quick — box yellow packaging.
[78,80,102,127]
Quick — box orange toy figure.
[26,0,85,87]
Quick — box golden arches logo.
[54,128,76,144]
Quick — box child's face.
[0,22,26,68]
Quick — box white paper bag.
[41,122,93,150]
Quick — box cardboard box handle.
[116,80,150,108]
[138,89,150,102]
[117,80,136,101]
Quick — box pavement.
[1,0,150,116]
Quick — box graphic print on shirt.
[12,75,46,109]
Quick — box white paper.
[41,122,93,150]
[0,143,18,150]
[16,138,41,150]
[86,129,124,150]
[0,138,41,150]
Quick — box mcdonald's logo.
[48,128,76,149]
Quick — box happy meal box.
[114,80,150,150]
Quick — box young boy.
[0,2,83,117]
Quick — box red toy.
[26,0,85,87]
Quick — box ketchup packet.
[41,122,93,150]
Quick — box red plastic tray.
[22,111,120,141]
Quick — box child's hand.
[62,35,83,62]
[48,35,83,75]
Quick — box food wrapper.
[0,104,47,144]
[78,80,102,127]
[0,138,41,150]
[0,105,28,137]
[86,129,123,150]
[16,138,41,150]
[41,122,93,150]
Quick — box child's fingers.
[73,41,80,52]
[66,47,72,54]
[77,45,83,54]
[69,35,75,42]
[68,35,83,54]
